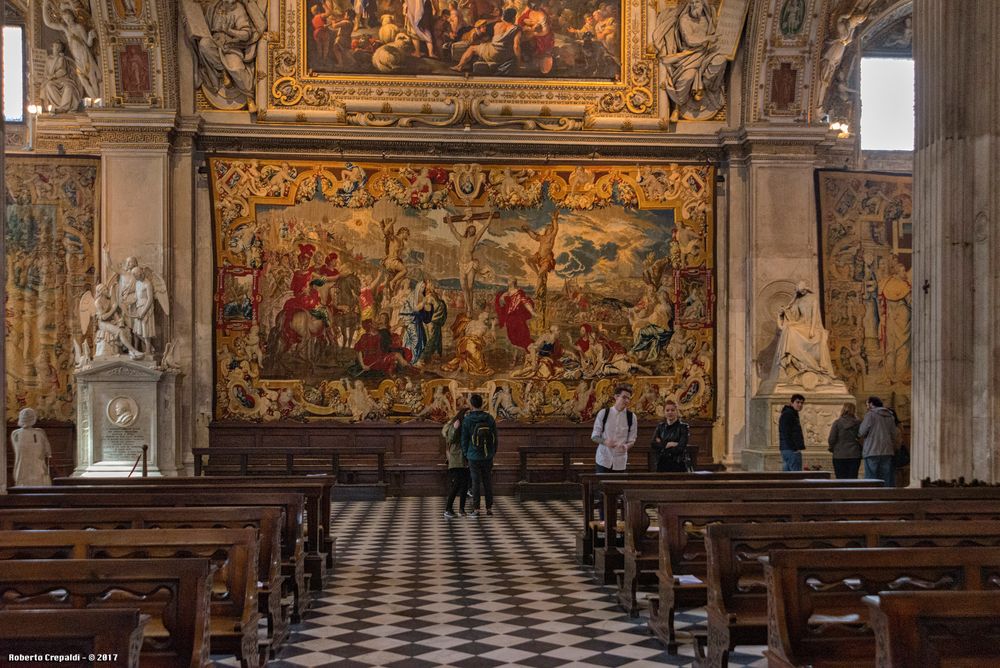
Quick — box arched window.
[3,23,25,123]
[860,56,914,151]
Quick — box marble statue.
[770,281,837,387]
[42,1,102,99]
[653,0,729,121]
[40,42,82,113]
[181,0,268,111]
[78,256,169,361]
[816,11,867,115]
[11,408,52,487]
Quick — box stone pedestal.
[73,358,180,477]
[742,381,854,471]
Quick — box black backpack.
[600,407,634,434]
[471,423,496,457]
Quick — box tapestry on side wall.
[5,157,100,421]
[211,159,715,423]
[817,169,912,423]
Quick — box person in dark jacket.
[859,395,899,487]
[778,393,806,471]
[651,399,690,472]
[461,393,498,516]
[827,401,861,479]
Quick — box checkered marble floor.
[218,497,766,667]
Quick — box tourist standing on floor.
[442,406,470,518]
[859,395,899,487]
[651,398,690,472]
[591,383,637,473]
[778,393,806,471]
[462,393,498,516]
[827,402,862,479]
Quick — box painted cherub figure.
[10,407,52,486]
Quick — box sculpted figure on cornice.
[653,0,729,121]
[182,0,268,111]
[815,0,876,116]
[42,0,102,99]
[40,41,82,113]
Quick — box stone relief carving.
[42,0,103,100]
[40,42,83,113]
[106,396,140,427]
[181,0,268,111]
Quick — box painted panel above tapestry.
[256,0,750,129]
[210,159,715,424]
[4,156,100,422]
[817,170,911,423]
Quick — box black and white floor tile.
[219,497,766,667]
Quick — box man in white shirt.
[591,384,637,472]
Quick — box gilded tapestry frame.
[261,0,748,131]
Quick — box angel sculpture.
[78,280,143,360]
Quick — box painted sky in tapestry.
[211,160,714,423]
[304,0,621,79]
[5,158,100,422]
[817,170,912,423]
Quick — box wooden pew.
[864,591,1000,668]
[0,529,261,667]
[46,476,335,582]
[0,490,309,636]
[576,471,833,564]
[0,609,148,668]
[646,497,1000,652]
[0,506,289,652]
[594,479,880,586]
[763,547,1000,668]
[0,558,215,668]
[0,491,309,626]
[703,520,1000,667]
[52,475,337,574]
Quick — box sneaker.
[460,511,467,517]
[467,490,474,498]
[486,510,494,516]
[443,511,455,518]
[468,510,480,517]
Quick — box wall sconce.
[82,97,104,109]
[829,121,851,139]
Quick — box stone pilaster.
[912,0,1000,483]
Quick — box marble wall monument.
[743,282,854,471]
[72,256,181,476]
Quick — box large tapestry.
[211,159,715,423]
[817,170,912,423]
[5,157,100,421]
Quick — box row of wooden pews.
[582,470,1000,667]
[0,475,337,667]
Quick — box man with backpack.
[591,383,637,472]
[461,393,498,517]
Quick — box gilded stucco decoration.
[817,170,911,422]
[261,0,747,129]
[210,158,716,423]
[4,157,100,422]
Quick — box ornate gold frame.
[263,0,667,131]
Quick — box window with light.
[860,57,915,151]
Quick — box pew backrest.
[0,609,147,667]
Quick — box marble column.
[912,1,1000,483]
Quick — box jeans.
[445,467,470,513]
[832,457,861,479]
[864,455,895,487]
[780,449,803,472]
[469,459,494,511]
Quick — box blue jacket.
[461,410,498,461]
